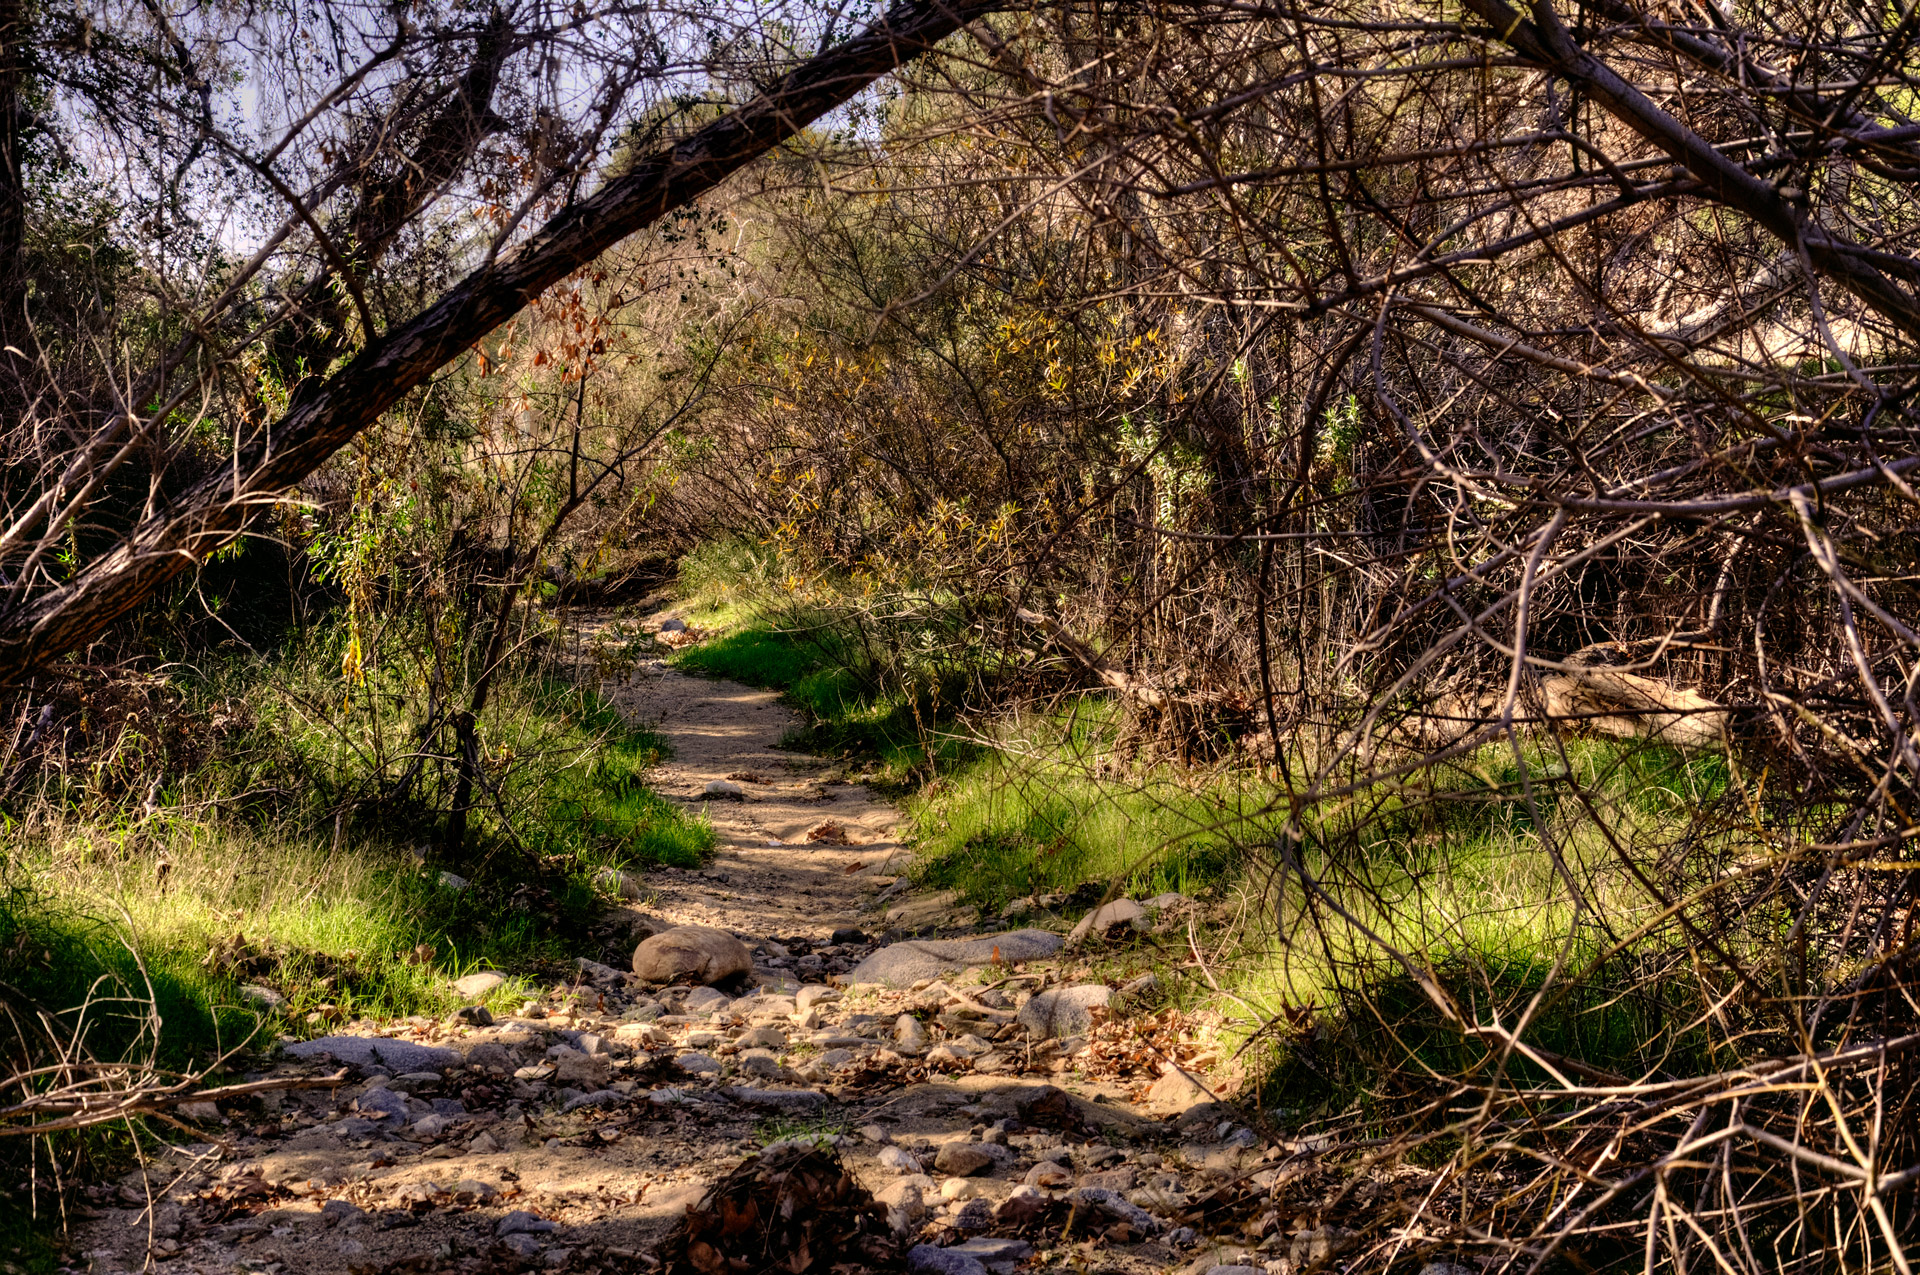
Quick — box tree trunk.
[0,0,1003,687]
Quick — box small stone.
[934,1143,993,1176]
[1202,1267,1265,1275]
[541,1249,570,1269]
[795,985,840,1011]
[951,1197,994,1232]
[878,1146,922,1174]
[550,1048,610,1087]
[939,1177,986,1200]
[683,986,731,1015]
[456,1004,493,1027]
[875,1176,936,1212]
[894,1015,929,1050]
[737,1051,785,1078]
[501,1233,542,1259]
[1066,1186,1161,1235]
[320,1199,365,1226]
[703,779,744,798]
[906,1243,988,1275]
[452,971,506,998]
[1148,1062,1212,1109]
[830,927,868,945]
[467,1132,501,1154]
[239,984,285,1010]
[562,1089,625,1112]
[675,1051,721,1075]
[1289,1226,1356,1266]
[1017,984,1111,1039]
[1418,1265,1477,1275]
[576,957,624,984]
[859,1124,891,1144]
[1023,1160,1073,1189]
[497,1210,557,1236]
[737,1026,786,1049]
[352,1088,410,1122]
[632,926,753,985]
[593,866,644,899]
[951,1238,1034,1263]
[658,617,687,632]
[452,1180,497,1204]
[1067,898,1145,943]
[439,870,470,891]
[178,1100,221,1121]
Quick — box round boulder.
[633,925,753,985]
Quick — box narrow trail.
[598,653,911,943]
[68,620,1267,1275]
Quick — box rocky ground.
[64,618,1359,1275]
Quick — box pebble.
[906,1243,989,1275]
[675,1051,722,1075]
[895,1015,929,1050]
[497,1210,556,1237]
[1023,1160,1073,1189]
[878,1146,923,1174]
[933,1143,993,1176]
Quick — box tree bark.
[0,0,1003,687]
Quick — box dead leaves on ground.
[658,1143,901,1274]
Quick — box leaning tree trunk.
[0,0,1005,687]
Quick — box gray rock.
[675,1051,721,1075]
[409,1113,450,1138]
[737,1026,786,1049]
[550,1048,610,1088]
[1289,1227,1356,1266]
[1017,984,1112,1039]
[1023,1160,1072,1189]
[1066,1186,1161,1234]
[721,1086,828,1112]
[561,1089,625,1113]
[351,1088,410,1122]
[796,985,839,1011]
[632,925,753,985]
[658,617,687,632]
[464,1041,511,1072]
[497,1210,557,1237]
[452,971,507,998]
[1142,892,1192,912]
[736,1050,785,1078]
[950,1238,1034,1263]
[575,958,624,984]
[703,779,744,798]
[456,1005,493,1027]
[320,1199,366,1225]
[429,1098,467,1117]
[847,930,1063,988]
[287,1036,460,1074]
[439,870,470,891]
[501,1234,542,1259]
[875,1176,937,1208]
[239,984,285,1010]
[1067,899,1145,943]
[593,867,644,900]
[542,1248,571,1268]
[894,1015,929,1050]
[906,1244,988,1275]
[683,986,731,1015]
[951,1197,994,1232]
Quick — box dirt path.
[598,654,912,944]
[67,621,1263,1275]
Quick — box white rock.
[1067,898,1145,943]
[632,926,753,985]
[439,870,470,891]
[452,971,507,998]
[703,779,744,798]
[878,1146,923,1174]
